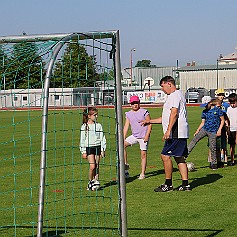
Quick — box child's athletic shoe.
[125,163,130,170]
[176,184,192,191]
[210,164,218,170]
[125,170,130,179]
[154,184,173,192]
[87,180,94,191]
[138,174,145,180]
[228,162,235,166]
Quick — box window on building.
[23,96,27,101]
[55,95,59,100]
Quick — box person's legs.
[229,144,235,164]
[161,154,173,179]
[154,154,173,192]
[174,156,188,180]
[220,136,227,164]
[94,155,101,180]
[140,150,147,177]
[188,129,207,153]
[174,156,191,191]
[124,140,131,165]
[228,131,236,165]
[87,154,96,181]
[137,138,148,179]
[207,132,217,169]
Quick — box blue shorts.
[161,138,188,157]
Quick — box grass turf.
[0,106,237,236]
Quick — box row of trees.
[0,39,156,90]
[135,59,156,68]
[0,40,113,90]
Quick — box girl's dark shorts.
[161,138,188,157]
[86,146,101,156]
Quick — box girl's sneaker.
[87,180,94,191]
[138,174,145,180]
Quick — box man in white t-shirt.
[142,76,191,192]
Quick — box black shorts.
[228,131,236,145]
[86,146,101,156]
[161,138,188,157]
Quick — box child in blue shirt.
[188,98,225,170]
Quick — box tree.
[5,41,45,89]
[99,68,115,81]
[135,59,156,68]
[53,41,99,88]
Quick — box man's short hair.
[160,76,176,86]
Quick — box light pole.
[216,58,219,89]
[130,48,136,85]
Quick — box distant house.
[177,49,237,94]
[121,66,176,88]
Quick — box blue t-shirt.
[220,102,229,113]
[202,107,223,133]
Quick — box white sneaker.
[138,174,145,180]
[92,180,100,191]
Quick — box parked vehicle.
[185,87,209,103]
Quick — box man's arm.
[141,116,162,125]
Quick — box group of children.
[79,89,237,191]
[188,90,237,170]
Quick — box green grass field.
[0,106,237,237]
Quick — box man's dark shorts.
[161,138,188,157]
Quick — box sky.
[1,0,237,68]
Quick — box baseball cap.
[129,95,140,103]
[200,96,212,107]
[216,88,225,95]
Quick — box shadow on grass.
[15,225,222,237]
[189,173,223,189]
[6,225,222,237]
[101,168,180,189]
[128,227,223,236]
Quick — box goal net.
[0,31,126,237]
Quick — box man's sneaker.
[125,170,130,179]
[138,174,145,180]
[177,184,192,191]
[154,184,173,192]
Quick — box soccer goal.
[0,31,127,237]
